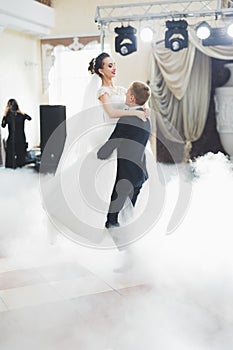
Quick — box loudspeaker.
[39,105,66,173]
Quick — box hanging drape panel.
[152,37,196,101]
[150,40,212,161]
[182,48,212,161]
[149,53,184,144]
[150,26,233,162]
[189,28,233,60]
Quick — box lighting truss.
[95,0,233,49]
[95,1,233,25]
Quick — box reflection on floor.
[1,152,233,350]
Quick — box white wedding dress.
[40,85,134,248]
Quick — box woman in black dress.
[1,99,31,168]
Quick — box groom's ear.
[131,94,136,104]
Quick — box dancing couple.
[89,52,151,229]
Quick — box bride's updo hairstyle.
[88,52,110,77]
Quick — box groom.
[97,81,151,228]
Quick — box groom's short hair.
[130,81,151,106]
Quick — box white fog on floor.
[0,151,233,350]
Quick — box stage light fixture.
[114,25,137,56]
[165,19,188,52]
[203,27,233,46]
[140,27,153,42]
[196,21,211,40]
[227,23,233,37]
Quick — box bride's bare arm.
[99,93,147,121]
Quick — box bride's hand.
[134,110,147,121]
[144,107,150,118]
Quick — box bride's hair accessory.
[88,52,110,77]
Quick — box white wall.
[51,0,154,88]
[0,0,156,154]
[0,29,42,148]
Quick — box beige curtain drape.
[150,28,233,162]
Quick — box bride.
[40,52,149,248]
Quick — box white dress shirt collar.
[126,105,142,110]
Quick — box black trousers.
[106,178,142,224]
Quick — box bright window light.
[140,27,153,42]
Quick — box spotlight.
[165,20,188,52]
[227,23,233,37]
[114,25,137,56]
[140,27,153,42]
[196,21,211,39]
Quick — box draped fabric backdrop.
[149,27,233,162]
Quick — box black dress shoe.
[105,221,120,229]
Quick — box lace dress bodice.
[97,86,127,114]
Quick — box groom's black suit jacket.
[97,110,151,188]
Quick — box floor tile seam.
[0,263,98,289]
[0,293,72,313]
[0,281,64,297]
[0,267,53,291]
[47,275,114,297]
[0,294,9,311]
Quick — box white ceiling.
[0,0,54,36]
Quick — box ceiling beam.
[95,1,233,26]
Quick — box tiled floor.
[0,245,153,350]
[0,207,154,350]
[1,155,233,349]
[0,244,149,307]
